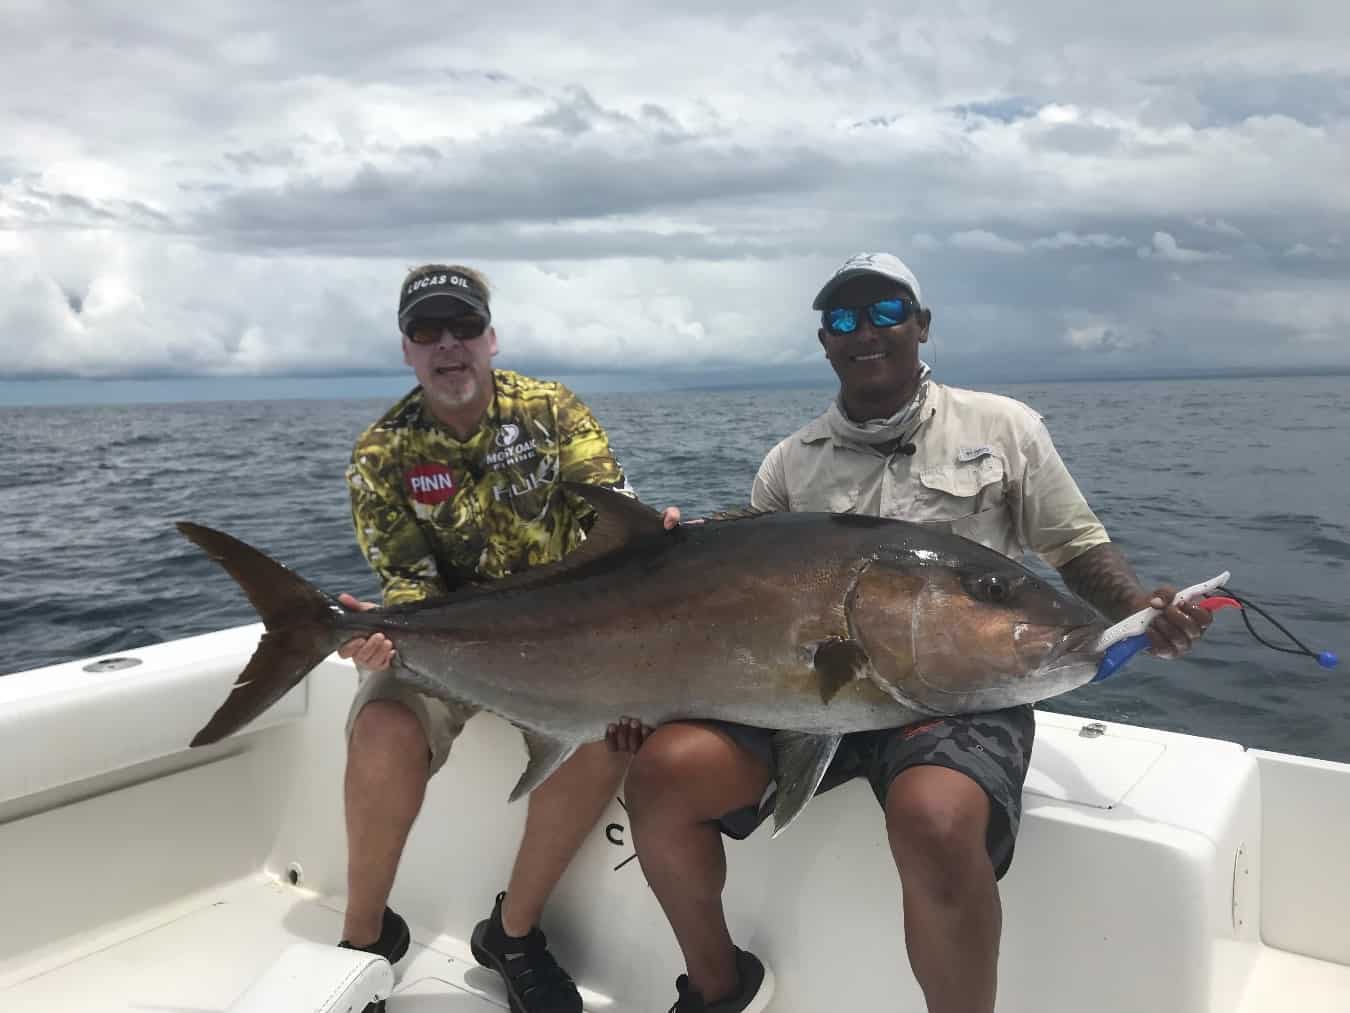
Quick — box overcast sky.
[2,0,1347,389]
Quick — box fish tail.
[177,522,345,747]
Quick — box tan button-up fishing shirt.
[751,382,1109,568]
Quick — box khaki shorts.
[345,668,478,776]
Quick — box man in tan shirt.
[624,253,1214,1013]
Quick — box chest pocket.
[782,443,869,514]
[912,455,1007,536]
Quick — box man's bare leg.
[342,700,430,946]
[498,740,630,935]
[886,766,1001,1013]
[625,724,772,1003]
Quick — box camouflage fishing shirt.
[346,370,630,606]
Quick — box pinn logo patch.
[407,463,457,505]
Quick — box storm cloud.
[1,0,1347,383]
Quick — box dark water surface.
[3,376,1347,761]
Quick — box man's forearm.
[1056,542,1151,622]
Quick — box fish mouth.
[1043,622,1110,664]
[1006,622,1109,696]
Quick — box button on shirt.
[750,382,1109,568]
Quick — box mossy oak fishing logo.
[486,421,540,471]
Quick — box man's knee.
[625,725,713,806]
[625,724,766,821]
[885,766,992,893]
[349,699,430,765]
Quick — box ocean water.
[3,375,1348,762]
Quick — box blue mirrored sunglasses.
[822,298,916,336]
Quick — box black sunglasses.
[406,316,489,344]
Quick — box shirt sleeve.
[346,443,448,607]
[554,385,634,496]
[1017,420,1110,569]
[750,442,790,512]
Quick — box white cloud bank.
[1,1,1348,381]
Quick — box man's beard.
[430,370,482,409]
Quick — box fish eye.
[977,574,1017,604]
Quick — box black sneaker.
[470,891,582,1013]
[668,948,773,1013]
[338,907,411,1013]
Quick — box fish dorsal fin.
[704,505,773,522]
[445,483,669,599]
[769,731,844,838]
[561,481,667,548]
[509,727,578,802]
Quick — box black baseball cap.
[397,266,491,336]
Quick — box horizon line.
[1,364,1347,409]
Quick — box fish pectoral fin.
[769,731,843,838]
[508,728,577,802]
[810,638,870,704]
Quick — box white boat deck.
[2,876,512,1012]
[2,627,1349,1012]
[1238,950,1350,1013]
[7,869,1350,1013]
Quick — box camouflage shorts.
[714,705,1035,880]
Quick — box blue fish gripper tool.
[1092,634,1153,683]
[1092,596,1339,683]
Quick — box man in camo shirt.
[336,263,674,1013]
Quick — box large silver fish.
[179,484,1113,834]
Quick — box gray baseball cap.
[398,267,491,335]
[812,252,923,310]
